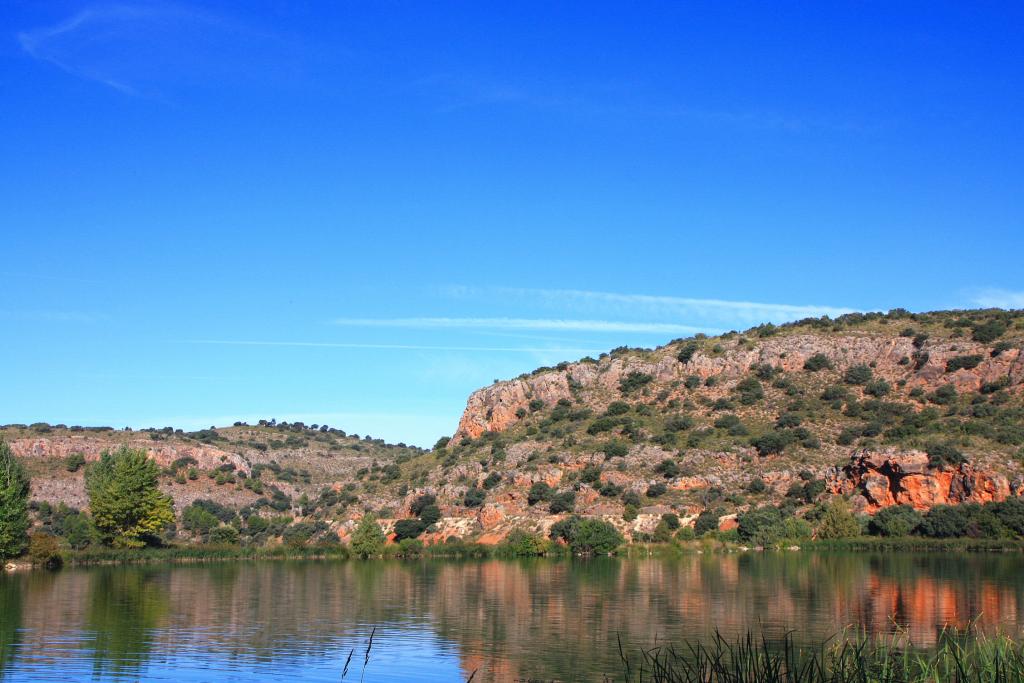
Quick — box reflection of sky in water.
[2,555,1024,682]
[3,627,463,682]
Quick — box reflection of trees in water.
[85,568,169,677]
[6,553,1024,681]
[0,575,22,677]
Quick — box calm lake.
[2,552,1024,682]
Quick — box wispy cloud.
[331,317,710,335]
[411,75,869,132]
[17,3,298,96]
[971,289,1024,310]
[441,285,857,328]
[180,339,603,354]
[0,310,106,323]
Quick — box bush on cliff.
[527,482,552,505]
[843,364,873,385]
[803,354,832,372]
[549,491,576,514]
[463,487,486,508]
[619,372,654,394]
[972,320,1007,343]
[392,519,425,541]
[946,355,983,373]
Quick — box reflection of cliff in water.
[0,554,1023,681]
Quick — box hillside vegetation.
[4,307,1023,556]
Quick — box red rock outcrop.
[827,449,1013,513]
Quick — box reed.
[617,628,1024,683]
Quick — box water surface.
[2,552,1024,681]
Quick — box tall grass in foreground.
[617,629,1024,683]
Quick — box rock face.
[828,449,1014,513]
[9,436,248,473]
[453,334,1023,441]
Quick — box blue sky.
[1,1,1022,446]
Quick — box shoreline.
[6,536,1024,572]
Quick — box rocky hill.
[7,308,1024,545]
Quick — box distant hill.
[7,307,1023,545]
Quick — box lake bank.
[7,534,1024,573]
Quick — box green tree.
[549,516,623,554]
[694,508,722,536]
[350,514,385,558]
[85,446,174,548]
[0,440,30,560]
[815,499,861,539]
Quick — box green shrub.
[746,478,767,494]
[65,453,86,473]
[182,505,220,536]
[928,384,958,405]
[864,380,891,397]
[926,442,966,467]
[694,508,721,536]
[820,386,847,401]
[350,514,385,558]
[676,342,699,364]
[549,516,623,554]
[605,401,631,416]
[946,355,983,372]
[527,482,552,505]
[602,440,629,458]
[664,415,694,432]
[972,320,1007,343]
[920,505,968,538]
[735,378,764,405]
[645,482,667,498]
[815,499,861,539]
[463,487,486,508]
[843,364,873,385]
[869,504,923,537]
[548,491,576,514]
[654,459,680,478]
[803,354,832,372]
[392,519,425,541]
[751,431,793,456]
[619,372,654,394]
[209,525,240,545]
[501,529,548,556]
[418,504,441,525]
